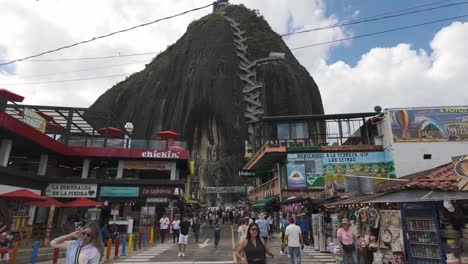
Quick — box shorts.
[179,234,188,245]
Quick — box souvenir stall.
[324,193,406,264]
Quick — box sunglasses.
[82,232,93,238]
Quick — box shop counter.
[109,219,134,234]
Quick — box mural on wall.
[287,151,395,190]
[390,107,468,142]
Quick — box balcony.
[251,111,380,153]
[67,137,187,150]
[4,103,187,151]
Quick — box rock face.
[89,4,324,204]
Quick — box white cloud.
[313,21,468,114]
[0,0,211,106]
[1,1,466,114]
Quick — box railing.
[67,137,187,150]
[256,135,370,149]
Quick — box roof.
[374,162,458,192]
[252,196,277,208]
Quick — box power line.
[281,1,468,37]
[11,60,149,79]
[290,14,468,50]
[0,74,129,85]
[0,1,461,63]
[0,2,212,66]
[0,52,159,62]
[3,13,467,85]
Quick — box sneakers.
[182,253,185,257]
[178,252,182,257]
[280,251,284,255]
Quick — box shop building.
[0,90,190,234]
[322,155,468,264]
[375,106,468,177]
[242,111,395,220]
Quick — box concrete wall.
[392,141,468,176]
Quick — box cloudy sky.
[1,0,467,114]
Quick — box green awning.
[252,196,278,208]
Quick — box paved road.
[109,223,336,264]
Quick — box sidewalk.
[35,243,149,264]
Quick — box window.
[277,122,309,139]
[423,154,432,160]
[277,123,290,139]
[292,122,308,139]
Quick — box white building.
[375,106,468,177]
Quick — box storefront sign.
[287,150,395,190]
[22,108,46,132]
[100,186,139,197]
[146,197,169,203]
[123,160,172,170]
[140,150,180,159]
[205,186,246,193]
[286,164,307,189]
[239,170,256,177]
[140,186,180,197]
[390,107,468,142]
[45,183,97,198]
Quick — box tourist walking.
[171,215,180,243]
[192,214,201,242]
[159,214,170,244]
[237,218,248,244]
[298,213,311,248]
[214,220,221,248]
[285,217,303,264]
[178,216,191,257]
[255,213,270,244]
[235,223,277,264]
[280,213,290,255]
[337,218,358,264]
[267,214,274,237]
[51,222,104,264]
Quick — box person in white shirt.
[159,214,170,244]
[285,218,303,264]
[267,215,274,237]
[171,216,181,243]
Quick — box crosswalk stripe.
[113,262,234,264]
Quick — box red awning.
[34,110,54,122]
[46,122,66,134]
[97,127,124,138]
[65,198,101,207]
[157,130,180,140]
[28,197,66,208]
[0,189,47,201]
[0,89,24,102]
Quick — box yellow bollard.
[105,238,112,262]
[150,227,154,244]
[10,241,19,264]
[128,233,133,253]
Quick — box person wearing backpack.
[280,213,290,255]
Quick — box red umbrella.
[156,130,180,140]
[65,198,101,207]
[0,189,47,201]
[28,197,66,208]
[97,127,124,138]
[0,88,24,102]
